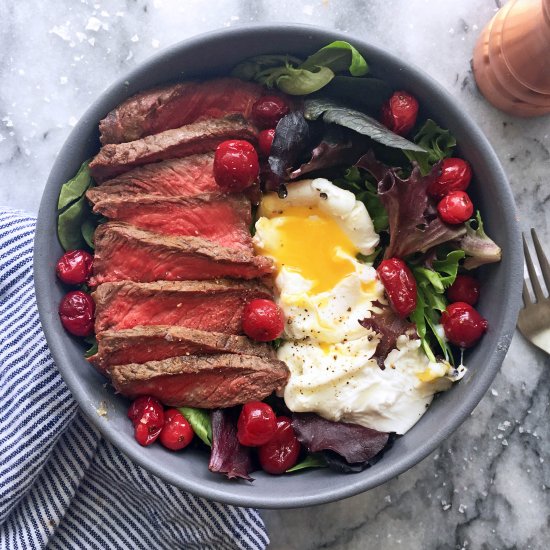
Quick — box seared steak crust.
[90,222,273,285]
[87,154,219,201]
[89,193,252,251]
[99,78,263,145]
[90,115,258,181]
[92,279,273,333]
[110,353,290,408]
[91,325,274,372]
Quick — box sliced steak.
[110,353,290,408]
[99,78,263,145]
[90,326,274,372]
[89,193,252,251]
[87,154,219,201]
[90,222,273,285]
[89,114,258,181]
[93,279,272,333]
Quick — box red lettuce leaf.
[209,409,253,481]
[292,413,389,464]
[360,303,417,368]
[357,153,466,258]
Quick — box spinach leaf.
[81,214,96,249]
[319,76,392,112]
[300,41,368,76]
[57,160,92,210]
[84,339,98,358]
[404,119,456,175]
[231,54,304,81]
[304,99,426,153]
[286,453,327,473]
[179,407,212,447]
[58,195,89,251]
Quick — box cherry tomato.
[380,91,419,136]
[213,140,259,192]
[258,129,276,158]
[376,258,417,317]
[427,158,472,199]
[257,416,300,474]
[447,274,480,305]
[128,396,165,446]
[56,250,93,285]
[437,191,474,225]
[58,290,95,337]
[237,402,277,447]
[251,96,289,128]
[159,409,194,451]
[242,299,284,342]
[441,302,488,348]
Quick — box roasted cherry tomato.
[437,191,474,224]
[427,158,472,199]
[258,129,276,158]
[213,140,259,192]
[242,299,284,342]
[56,250,93,285]
[251,96,289,128]
[441,302,488,348]
[58,290,95,337]
[237,401,277,447]
[257,416,300,474]
[159,409,194,451]
[128,396,165,447]
[380,91,419,136]
[376,258,417,317]
[447,274,480,305]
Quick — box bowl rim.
[34,23,523,509]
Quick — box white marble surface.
[2,0,550,548]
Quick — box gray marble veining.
[1,0,549,548]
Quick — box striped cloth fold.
[0,208,269,550]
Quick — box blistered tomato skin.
[237,402,277,446]
[447,274,480,305]
[258,416,301,474]
[213,140,259,192]
[159,409,194,451]
[242,299,285,342]
[376,259,417,317]
[380,91,419,136]
[428,158,472,199]
[58,291,95,337]
[252,96,289,128]
[128,396,165,447]
[56,250,93,285]
[258,129,276,158]
[437,191,474,224]
[441,302,488,348]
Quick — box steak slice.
[93,279,272,333]
[89,193,252,251]
[90,326,274,373]
[99,78,263,145]
[110,354,290,408]
[89,114,258,181]
[87,154,219,201]
[90,222,273,285]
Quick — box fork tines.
[522,228,550,305]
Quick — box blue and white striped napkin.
[0,208,269,550]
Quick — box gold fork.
[518,229,550,355]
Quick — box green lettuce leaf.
[179,407,212,447]
[460,211,502,269]
[300,41,368,76]
[286,453,327,473]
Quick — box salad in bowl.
[36,28,518,506]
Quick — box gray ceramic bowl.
[34,24,522,509]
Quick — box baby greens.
[179,407,213,447]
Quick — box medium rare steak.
[99,79,263,145]
[87,154,219,200]
[89,193,253,251]
[90,326,274,372]
[90,223,273,285]
[93,279,272,333]
[110,353,290,408]
[89,114,258,181]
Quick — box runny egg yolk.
[258,205,359,293]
